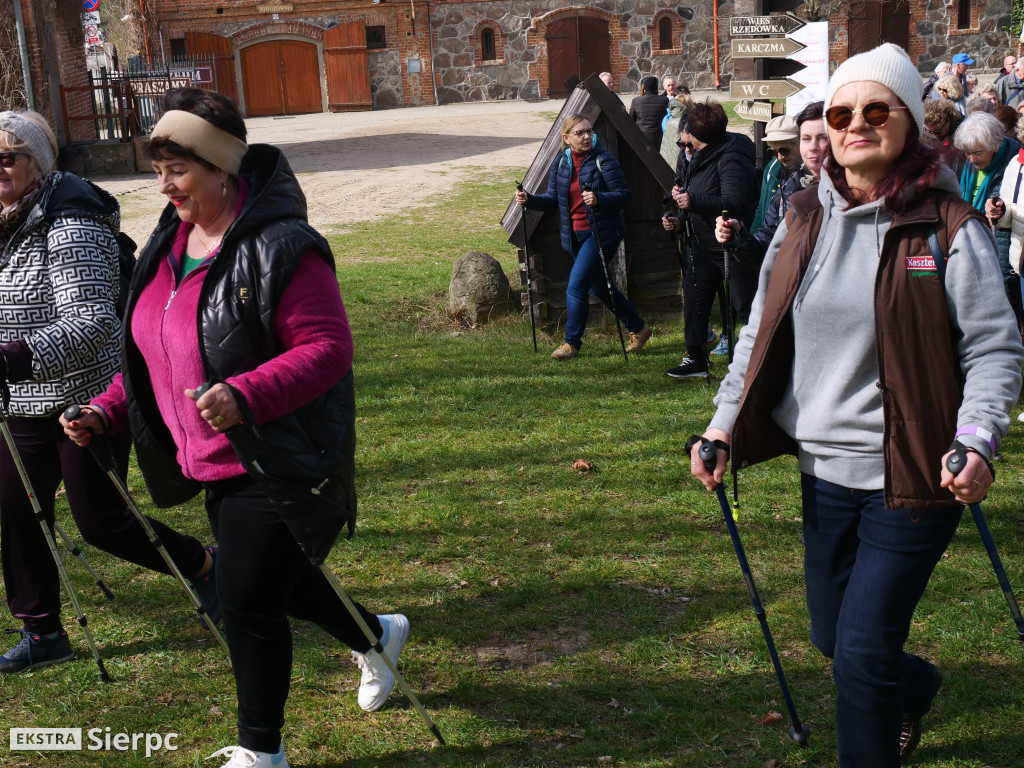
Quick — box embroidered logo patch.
[906,255,937,277]
[238,287,250,303]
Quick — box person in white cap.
[690,43,1023,768]
[751,114,799,233]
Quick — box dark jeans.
[0,413,206,634]
[204,477,382,753]
[681,240,759,356]
[565,229,644,349]
[801,474,962,768]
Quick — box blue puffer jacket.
[526,141,630,254]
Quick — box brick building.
[147,0,1014,115]
[7,0,95,143]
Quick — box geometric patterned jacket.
[0,171,121,417]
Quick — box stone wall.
[369,49,404,109]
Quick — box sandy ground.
[91,99,575,245]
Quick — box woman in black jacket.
[661,102,757,378]
[629,76,669,149]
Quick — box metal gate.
[97,56,219,135]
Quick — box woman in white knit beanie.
[691,42,1024,768]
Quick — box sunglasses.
[824,102,909,131]
[773,145,792,158]
[937,88,949,95]
[676,140,694,149]
[0,151,28,169]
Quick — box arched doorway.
[546,16,611,97]
[240,39,321,117]
[848,0,909,56]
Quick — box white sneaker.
[1018,411,1024,422]
[205,743,288,767]
[352,613,409,711]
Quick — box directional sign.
[731,37,807,58]
[733,101,773,122]
[730,14,805,37]
[729,78,805,100]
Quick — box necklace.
[193,228,223,256]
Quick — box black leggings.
[204,476,382,753]
[0,413,207,634]
[682,244,759,355]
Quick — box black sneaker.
[190,545,222,628]
[665,356,710,379]
[0,629,74,674]
[900,667,943,764]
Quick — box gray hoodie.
[709,165,1024,490]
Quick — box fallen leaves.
[572,459,594,472]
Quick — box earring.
[222,181,227,198]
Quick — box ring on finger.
[214,415,225,425]
[972,479,981,488]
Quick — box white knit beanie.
[824,43,924,135]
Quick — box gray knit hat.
[824,43,925,134]
[0,111,55,173]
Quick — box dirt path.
[92,99,570,245]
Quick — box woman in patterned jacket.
[0,111,217,674]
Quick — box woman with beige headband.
[62,88,404,768]
[0,110,217,675]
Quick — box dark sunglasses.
[0,151,28,169]
[773,145,792,158]
[676,140,694,149]
[825,102,909,131]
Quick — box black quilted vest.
[122,144,356,563]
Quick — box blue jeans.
[801,474,962,768]
[565,229,644,349]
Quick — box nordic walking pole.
[946,448,1024,644]
[695,438,810,745]
[52,520,115,601]
[516,182,538,352]
[720,210,736,364]
[192,383,445,744]
[581,182,628,362]
[62,405,230,656]
[0,395,109,681]
[317,564,446,745]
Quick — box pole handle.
[946,448,967,476]
[63,405,116,473]
[698,440,717,473]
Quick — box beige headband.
[150,110,248,176]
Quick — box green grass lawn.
[1,171,1022,767]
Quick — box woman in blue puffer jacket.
[515,114,651,359]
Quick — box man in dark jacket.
[629,76,669,148]
[661,102,756,378]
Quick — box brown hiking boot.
[626,326,653,353]
[551,343,579,360]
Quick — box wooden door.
[241,40,321,117]
[242,42,284,116]
[546,17,610,98]
[848,1,908,55]
[185,31,237,104]
[578,18,610,83]
[324,21,372,112]
[280,41,321,114]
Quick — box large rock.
[448,252,515,323]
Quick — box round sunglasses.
[0,151,28,169]
[825,102,908,131]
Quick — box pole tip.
[789,722,811,745]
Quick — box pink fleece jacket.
[93,205,353,482]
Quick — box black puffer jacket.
[123,144,355,564]
[629,92,669,147]
[677,132,757,256]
